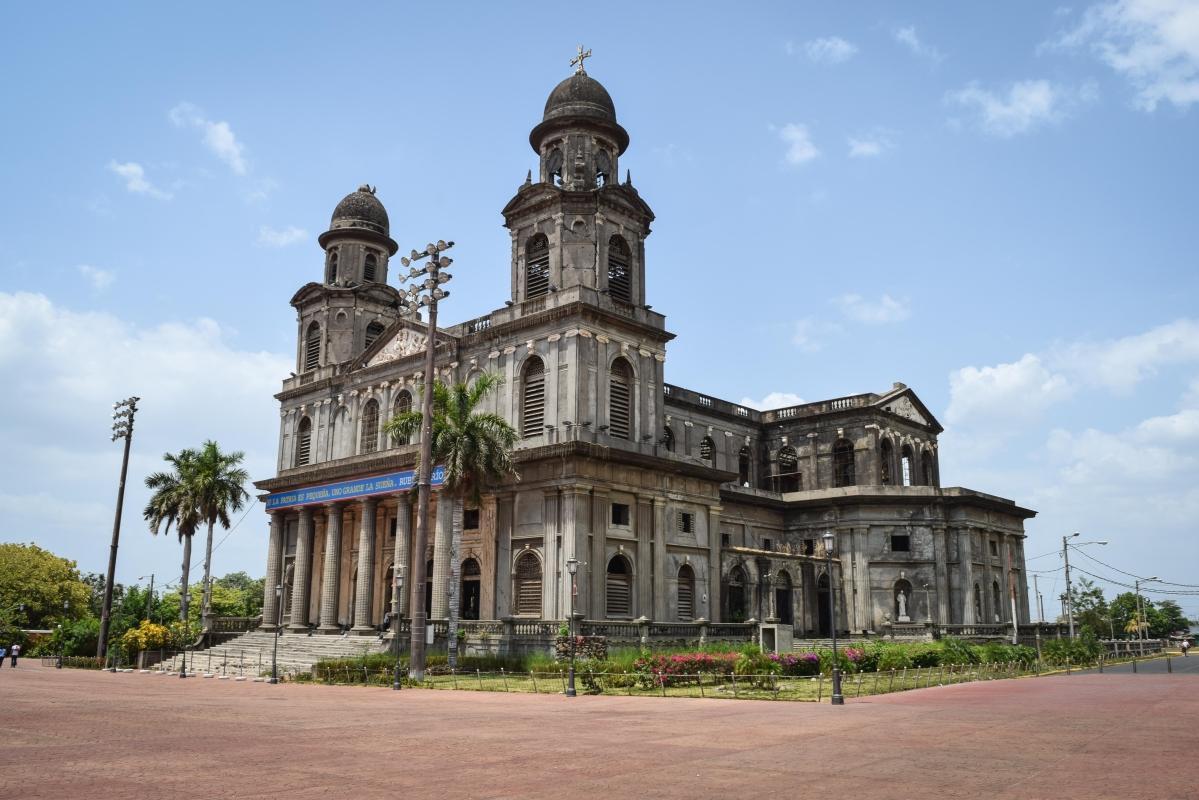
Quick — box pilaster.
[318,504,343,632]
[352,497,378,632]
[288,507,314,631]
[261,511,285,630]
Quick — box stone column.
[318,504,343,632]
[479,494,497,620]
[933,525,950,628]
[352,497,378,632]
[394,495,411,617]
[288,507,314,631]
[541,491,560,619]
[961,528,976,624]
[707,505,722,623]
[261,511,285,630]
[430,496,453,619]
[652,499,667,620]
[636,498,653,619]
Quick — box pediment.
[367,325,428,367]
[874,387,943,433]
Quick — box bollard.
[888,669,896,692]
[815,674,822,702]
[1167,655,1173,674]
[1099,656,1104,674]
[1132,657,1137,674]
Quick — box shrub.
[120,620,172,654]
[875,645,913,671]
[938,637,980,665]
[769,651,821,676]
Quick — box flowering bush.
[120,620,172,653]
[768,652,821,676]
[633,652,740,687]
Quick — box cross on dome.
[570,45,592,75]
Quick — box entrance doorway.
[817,572,832,637]
[775,570,794,625]
[460,558,481,620]
[725,565,748,622]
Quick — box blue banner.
[264,465,445,511]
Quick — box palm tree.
[385,372,518,668]
[143,449,203,623]
[192,441,250,632]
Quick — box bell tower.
[502,51,655,307]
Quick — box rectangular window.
[763,537,773,551]
[803,539,815,556]
[678,512,695,534]
[989,540,999,557]
[464,509,480,530]
[389,518,397,538]
[891,534,911,552]
[611,503,630,526]
[721,533,731,548]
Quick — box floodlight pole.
[99,396,139,659]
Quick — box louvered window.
[607,235,631,303]
[526,234,550,299]
[294,417,312,468]
[609,359,632,439]
[521,357,545,438]
[326,250,339,284]
[833,439,856,487]
[513,553,542,616]
[606,556,632,617]
[364,252,378,282]
[303,322,321,372]
[677,565,695,621]
[392,391,412,445]
[662,426,674,451]
[360,400,379,455]
[738,446,751,485]
[699,436,715,465]
[364,321,385,349]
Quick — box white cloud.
[77,265,115,290]
[739,392,806,411]
[779,123,820,166]
[893,25,945,62]
[0,291,290,581]
[834,293,911,324]
[946,80,1095,137]
[107,160,171,200]
[947,354,1074,427]
[790,318,840,352]
[803,36,858,64]
[847,134,894,157]
[258,225,309,248]
[169,102,248,175]
[1054,0,1199,110]
[1051,318,1199,392]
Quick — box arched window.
[662,426,674,452]
[460,558,481,621]
[922,449,935,487]
[326,249,339,284]
[525,234,550,299]
[546,148,563,185]
[303,321,321,372]
[608,358,633,439]
[894,578,913,621]
[359,399,380,455]
[833,439,856,487]
[725,565,748,623]
[606,555,633,617]
[364,321,385,349]
[607,235,631,303]
[738,446,751,486]
[677,564,695,621]
[521,357,545,438]
[595,149,612,187]
[294,417,312,468]
[973,584,983,623]
[391,391,412,446]
[992,581,1002,623]
[880,438,894,485]
[777,446,800,492]
[513,552,542,616]
[363,252,379,282]
[699,436,715,466]
[775,570,794,625]
[901,444,915,487]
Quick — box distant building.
[254,63,1034,640]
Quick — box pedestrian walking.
[9,643,19,667]
[0,646,6,668]
[1182,639,1190,657]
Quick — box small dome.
[330,185,389,236]
[543,73,617,124]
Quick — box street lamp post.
[398,240,454,683]
[822,532,844,706]
[1134,576,1158,642]
[57,600,68,669]
[270,583,283,684]
[565,558,579,697]
[1061,533,1108,639]
[98,396,139,660]
[392,567,405,691]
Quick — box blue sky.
[2,1,1197,616]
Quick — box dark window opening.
[611,503,630,526]
[606,555,632,617]
[525,234,550,299]
[662,426,674,452]
[294,417,312,467]
[546,148,563,186]
[777,446,800,492]
[364,321,385,349]
[721,532,731,548]
[464,509,480,530]
[762,538,773,552]
[699,436,715,465]
[738,446,751,486]
[607,235,631,303]
[678,512,695,534]
[880,438,894,485]
[989,540,999,557]
[833,439,856,487]
[359,399,380,455]
[891,534,911,552]
[363,252,378,282]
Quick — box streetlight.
[822,532,843,706]
[1134,576,1159,642]
[270,583,283,684]
[57,599,69,669]
[98,395,140,660]
[399,239,454,683]
[565,557,579,698]
[392,566,406,691]
[1061,533,1107,639]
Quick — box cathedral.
[253,58,1035,646]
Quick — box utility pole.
[398,240,453,682]
[98,396,140,659]
[1032,574,1045,624]
[142,573,155,622]
[1062,533,1076,639]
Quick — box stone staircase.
[149,630,390,677]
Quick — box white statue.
[897,590,910,622]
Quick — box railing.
[211,616,262,633]
[761,393,876,422]
[511,620,556,636]
[521,297,545,315]
[465,315,491,334]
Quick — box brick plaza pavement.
[2,661,1194,799]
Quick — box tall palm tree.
[192,440,250,632]
[385,372,518,668]
[143,449,203,623]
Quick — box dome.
[329,185,389,236]
[542,73,617,124]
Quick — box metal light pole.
[98,396,139,659]
[566,557,579,698]
[822,532,843,706]
[398,240,453,682]
[270,583,283,684]
[1062,533,1107,639]
[1032,574,1044,624]
[1134,576,1158,641]
[392,567,405,691]
[140,574,155,623]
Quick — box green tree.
[144,448,203,623]
[159,583,249,624]
[1150,599,1188,637]
[0,543,92,641]
[1069,577,1110,637]
[191,441,250,631]
[385,373,518,670]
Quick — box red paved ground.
[2,662,1194,799]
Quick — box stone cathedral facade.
[253,64,1035,642]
